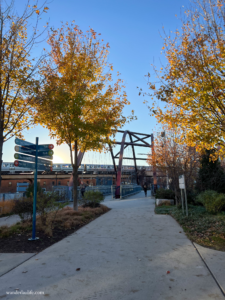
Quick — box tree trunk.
[73,140,78,211]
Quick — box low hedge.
[155,188,175,200]
[196,190,225,214]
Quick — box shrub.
[13,198,33,221]
[196,190,225,213]
[36,191,65,226]
[82,190,104,208]
[186,190,198,205]
[25,182,43,198]
[155,188,175,200]
[13,191,67,225]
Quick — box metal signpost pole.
[184,175,188,216]
[30,137,39,241]
[151,134,157,194]
[181,189,184,214]
[15,138,53,240]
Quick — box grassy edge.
[155,204,225,252]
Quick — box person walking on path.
[143,182,147,197]
[80,183,86,198]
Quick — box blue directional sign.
[15,138,54,151]
[14,160,52,171]
[15,145,36,156]
[14,153,53,166]
[15,138,35,148]
[15,146,54,157]
[41,156,53,160]
[37,150,54,157]
[24,144,54,151]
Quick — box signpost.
[14,160,53,171]
[14,138,54,240]
[14,153,53,166]
[179,175,188,216]
[14,145,53,157]
[15,138,54,150]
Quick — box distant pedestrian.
[81,183,86,198]
[143,183,147,197]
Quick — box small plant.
[25,182,43,198]
[36,191,68,236]
[155,188,175,200]
[13,198,33,221]
[82,190,104,208]
[37,191,63,226]
[196,190,225,214]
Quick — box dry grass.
[0,200,15,216]
[51,204,110,233]
[0,204,110,238]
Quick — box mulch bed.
[0,210,110,253]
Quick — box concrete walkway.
[0,191,224,299]
[194,243,225,295]
[0,214,21,227]
[0,253,36,277]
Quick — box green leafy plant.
[196,190,225,214]
[36,191,63,226]
[155,188,175,200]
[186,189,198,205]
[26,182,43,198]
[82,190,104,208]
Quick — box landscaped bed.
[155,204,225,251]
[0,204,110,253]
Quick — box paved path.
[0,191,223,299]
[194,243,225,295]
[0,214,21,227]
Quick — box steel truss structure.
[73,130,157,199]
[109,130,156,198]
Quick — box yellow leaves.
[35,10,40,15]
[36,22,132,153]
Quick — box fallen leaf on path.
[167,271,170,274]
[76,268,80,271]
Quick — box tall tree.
[0,0,49,189]
[144,0,225,160]
[147,125,200,204]
[37,23,134,210]
[196,149,225,193]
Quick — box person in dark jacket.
[80,183,86,198]
[143,182,147,197]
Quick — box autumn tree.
[147,125,200,204]
[0,0,49,188]
[37,23,134,210]
[144,0,225,160]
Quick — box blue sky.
[4,0,190,166]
